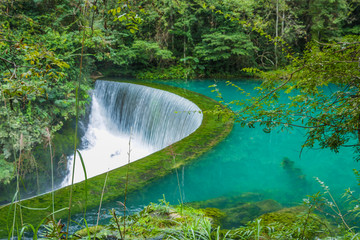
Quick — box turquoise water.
[139,80,359,202]
[73,79,360,227]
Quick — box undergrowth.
[41,181,360,240]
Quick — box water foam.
[61,81,203,185]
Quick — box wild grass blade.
[66,14,86,238]
[169,145,183,212]
[77,149,88,216]
[24,224,36,240]
[83,219,91,239]
[123,134,133,239]
[46,207,69,220]
[351,233,360,240]
[18,176,27,192]
[94,172,109,240]
[111,209,123,239]
[18,224,30,240]
[33,208,69,239]
[66,86,79,238]
[6,190,18,238]
[33,217,51,239]
[8,224,14,240]
[16,204,49,211]
[96,172,109,227]
[11,134,25,238]
[46,128,55,219]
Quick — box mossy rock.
[259,206,307,226]
[189,192,264,210]
[255,199,283,213]
[222,199,282,229]
[259,206,327,239]
[201,207,226,226]
[74,225,104,238]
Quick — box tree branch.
[236,65,306,117]
[0,57,17,79]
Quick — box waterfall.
[62,81,203,185]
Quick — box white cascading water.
[61,81,203,186]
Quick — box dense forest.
[0,0,360,216]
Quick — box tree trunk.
[281,9,285,36]
[183,23,186,64]
[304,0,313,42]
[358,57,360,145]
[103,0,107,29]
[275,0,279,68]
[183,36,186,62]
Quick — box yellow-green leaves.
[108,1,143,34]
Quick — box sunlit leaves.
[108,0,143,34]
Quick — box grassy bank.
[0,81,233,238]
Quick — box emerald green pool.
[74,79,359,227]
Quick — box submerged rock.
[281,157,309,196]
[189,192,264,209]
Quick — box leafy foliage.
[228,35,360,158]
[0,156,15,185]
[137,64,194,80]
[195,31,257,74]
[0,0,92,197]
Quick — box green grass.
[74,198,219,240]
[0,81,234,238]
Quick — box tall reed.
[11,134,23,239]
[169,145,184,211]
[45,128,55,220]
[122,133,133,239]
[65,17,86,238]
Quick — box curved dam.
[63,80,203,185]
